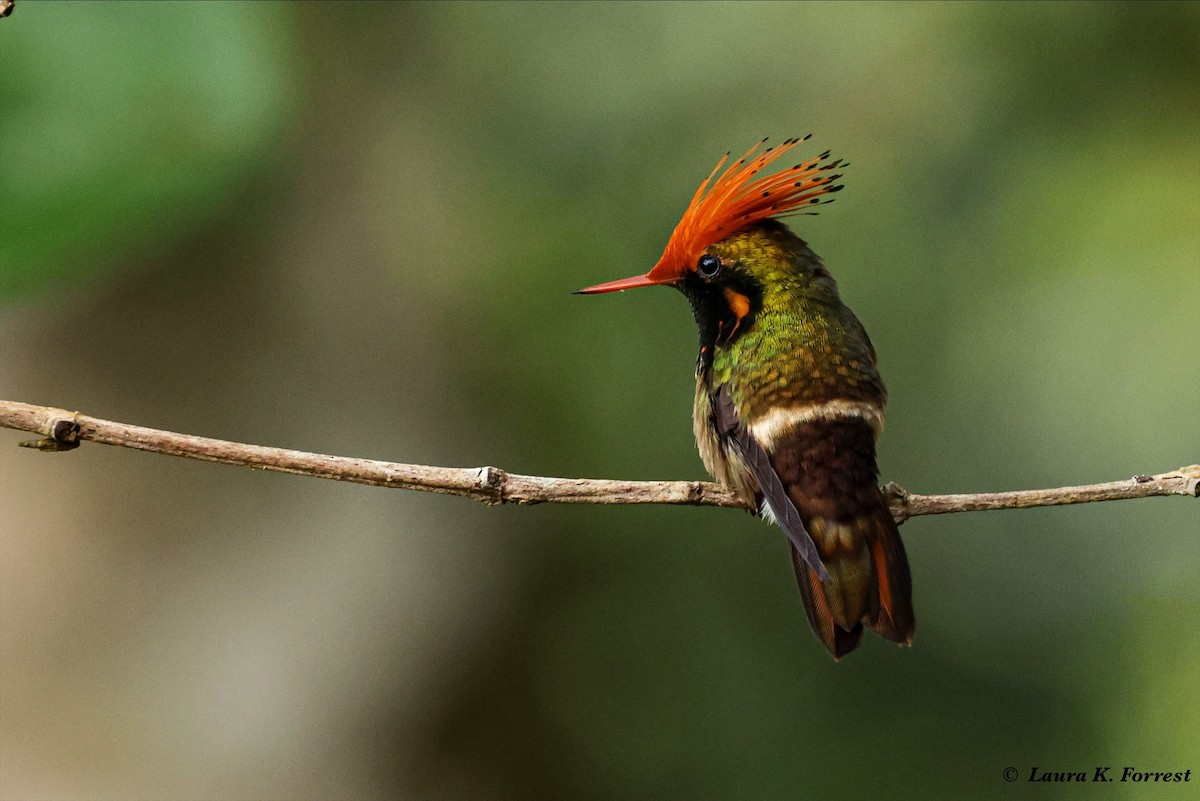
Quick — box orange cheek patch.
[722,288,752,340]
[723,288,751,319]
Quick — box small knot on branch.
[476,465,509,505]
[18,415,81,452]
[883,481,910,524]
[1174,464,1200,497]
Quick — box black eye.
[697,254,721,278]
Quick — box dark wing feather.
[713,387,831,584]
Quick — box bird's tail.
[768,414,914,660]
[791,487,915,659]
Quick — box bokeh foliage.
[1,3,1197,800]
[0,2,293,295]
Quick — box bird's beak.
[575,272,675,295]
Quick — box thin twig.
[1,400,1196,522]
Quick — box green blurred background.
[1,2,1197,799]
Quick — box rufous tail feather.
[790,489,914,659]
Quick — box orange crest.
[649,136,844,282]
[576,137,844,295]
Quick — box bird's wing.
[711,386,831,584]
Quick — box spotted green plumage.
[704,222,886,422]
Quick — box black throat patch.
[679,269,763,373]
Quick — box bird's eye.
[697,254,722,279]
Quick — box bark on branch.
[1,400,1196,523]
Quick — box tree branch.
[1,400,1196,522]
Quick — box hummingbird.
[578,137,914,659]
